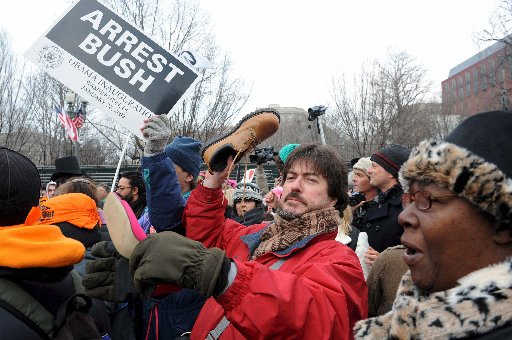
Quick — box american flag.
[72,109,85,129]
[55,106,78,141]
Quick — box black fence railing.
[38,163,280,189]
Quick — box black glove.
[129,232,231,298]
[83,241,136,302]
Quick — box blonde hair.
[339,206,353,235]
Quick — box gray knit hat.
[233,182,263,203]
[352,157,372,176]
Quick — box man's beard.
[120,192,134,205]
[275,192,307,221]
[275,207,301,221]
[275,197,303,221]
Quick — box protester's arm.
[184,183,246,248]
[255,164,269,194]
[184,157,246,248]
[142,153,185,232]
[217,249,368,339]
[139,114,184,232]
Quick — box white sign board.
[241,168,256,184]
[25,0,199,136]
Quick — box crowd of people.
[1,108,512,340]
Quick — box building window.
[466,72,471,96]
[507,55,512,80]
[489,60,496,87]
[498,62,505,83]
[473,69,479,95]
[481,64,487,90]
[452,78,457,100]
[458,76,464,98]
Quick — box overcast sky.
[0,0,501,116]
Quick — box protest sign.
[241,168,256,184]
[25,0,199,136]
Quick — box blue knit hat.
[279,144,300,163]
[165,137,202,178]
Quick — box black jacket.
[225,205,268,226]
[352,184,404,253]
[0,267,110,339]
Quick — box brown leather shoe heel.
[202,109,280,172]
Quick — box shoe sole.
[201,108,280,172]
[103,192,146,258]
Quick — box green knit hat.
[279,144,300,163]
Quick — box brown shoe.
[202,109,280,172]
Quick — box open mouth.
[405,247,417,255]
[402,240,423,266]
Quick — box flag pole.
[111,135,131,192]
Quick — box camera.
[250,146,275,164]
[307,105,327,121]
[348,192,366,207]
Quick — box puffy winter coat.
[141,153,206,339]
[184,184,368,340]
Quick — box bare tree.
[103,0,250,142]
[479,0,512,46]
[329,51,451,158]
[0,31,35,152]
[474,0,512,113]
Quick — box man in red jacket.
[130,144,368,339]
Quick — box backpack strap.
[0,278,54,340]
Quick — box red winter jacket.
[184,184,368,340]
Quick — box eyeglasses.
[401,190,457,211]
[116,186,132,191]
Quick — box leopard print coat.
[354,257,512,339]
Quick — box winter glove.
[141,114,171,156]
[129,231,231,298]
[83,241,136,302]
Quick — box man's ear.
[493,224,512,245]
[132,186,139,196]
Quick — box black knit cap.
[371,144,410,178]
[0,147,41,226]
[445,111,512,179]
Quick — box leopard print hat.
[399,111,512,225]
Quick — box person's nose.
[287,178,303,193]
[398,202,419,230]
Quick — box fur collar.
[354,257,512,339]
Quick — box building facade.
[442,38,512,115]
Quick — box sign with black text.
[25,0,199,135]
